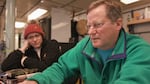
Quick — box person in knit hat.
[23,20,44,39]
[1,20,60,72]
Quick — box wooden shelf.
[127,18,150,25]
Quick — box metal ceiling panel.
[0,0,150,21]
[16,0,40,18]
[51,0,75,5]
[69,0,95,10]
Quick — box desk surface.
[0,72,38,84]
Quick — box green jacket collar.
[82,29,127,61]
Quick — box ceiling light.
[120,0,140,4]
[28,8,48,20]
[41,0,44,3]
[15,21,26,29]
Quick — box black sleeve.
[1,50,23,72]
[23,40,61,72]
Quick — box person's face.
[87,5,122,50]
[26,33,43,48]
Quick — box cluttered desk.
[0,68,38,84]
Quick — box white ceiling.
[0,0,150,21]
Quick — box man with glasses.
[1,20,60,72]
[19,0,150,84]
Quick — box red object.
[24,24,44,39]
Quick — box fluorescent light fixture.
[15,21,26,28]
[120,0,140,4]
[28,8,48,20]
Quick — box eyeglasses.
[27,34,41,40]
[87,22,112,30]
[86,22,104,31]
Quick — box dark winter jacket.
[1,39,60,72]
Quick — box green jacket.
[28,29,150,84]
